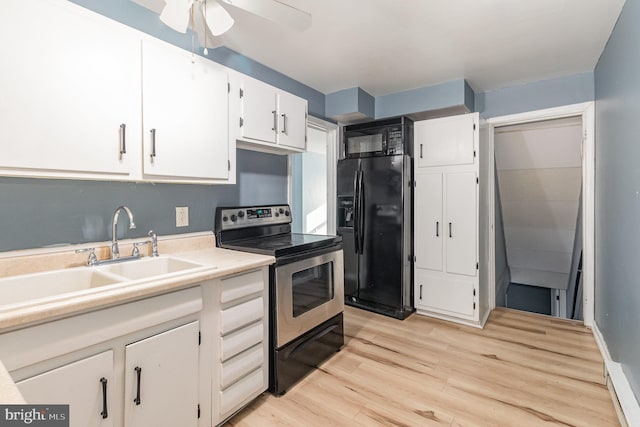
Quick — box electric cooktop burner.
[214,204,342,258]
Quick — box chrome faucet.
[111,205,136,259]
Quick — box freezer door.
[337,158,360,298]
[358,155,406,308]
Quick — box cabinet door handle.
[281,113,288,135]
[420,143,423,158]
[436,221,439,237]
[449,222,452,238]
[272,110,277,132]
[100,377,108,419]
[119,124,127,158]
[134,366,142,405]
[419,284,423,300]
[150,129,157,160]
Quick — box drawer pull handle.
[100,377,108,419]
[134,366,142,405]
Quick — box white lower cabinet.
[1,268,271,427]
[124,321,200,427]
[202,268,269,426]
[1,287,203,427]
[17,351,115,427]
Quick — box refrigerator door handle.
[353,169,360,254]
[359,170,365,253]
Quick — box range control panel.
[217,205,291,230]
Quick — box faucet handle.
[76,247,98,266]
[132,241,150,257]
[148,230,159,257]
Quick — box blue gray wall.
[475,72,595,119]
[0,150,287,251]
[594,0,640,400]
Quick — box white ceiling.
[134,0,625,96]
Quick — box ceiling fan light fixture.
[203,0,235,36]
[160,0,194,33]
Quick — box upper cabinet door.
[415,114,476,167]
[241,78,277,143]
[277,92,307,150]
[142,39,229,181]
[0,0,141,177]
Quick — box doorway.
[493,117,583,318]
[289,116,338,235]
[486,102,595,326]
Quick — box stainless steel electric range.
[214,204,344,395]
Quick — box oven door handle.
[353,169,361,254]
[287,323,341,358]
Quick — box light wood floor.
[227,306,619,427]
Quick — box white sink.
[0,268,123,307]
[97,256,208,280]
[0,256,212,311]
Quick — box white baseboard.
[592,323,640,427]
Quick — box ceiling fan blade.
[203,0,234,36]
[221,0,311,31]
[160,0,194,33]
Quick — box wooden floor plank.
[226,307,619,426]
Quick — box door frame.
[486,101,595,326]
[287,115,339,234]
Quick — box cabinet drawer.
[220,322,263,362]
[220,345,263,390]
[416,269,475,317]
[219,367,265,416]
[220,297,264,335]
[220,270,264,304]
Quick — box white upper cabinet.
[236,74,307,154]
[241,78,278,144]
[415,114,476,167]
[277,92,307,150]
[142,39,229,182]
[0,0,141,179]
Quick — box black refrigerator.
[337,118,413,320]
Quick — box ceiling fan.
[159,0,311,53]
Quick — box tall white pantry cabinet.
[413,113,491,327]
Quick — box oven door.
[274,248,344,348]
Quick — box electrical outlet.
[176,206,189,227]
